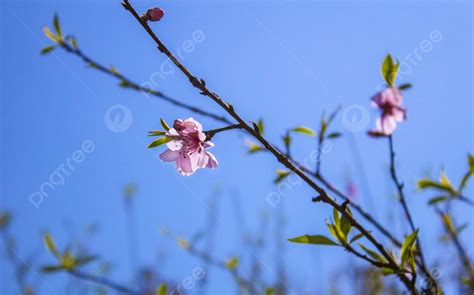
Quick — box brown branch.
[205,124,242,140]
[58,41,233,125]
[121,1,416,292]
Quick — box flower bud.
[145,7,164,22]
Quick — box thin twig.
[388,135,437,292]
[205,124,242,140]
[69,270,139,294]
[59,42,233,125]
[122,1,416,291]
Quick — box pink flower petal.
[206,152,218,168]
[159,149,178,162]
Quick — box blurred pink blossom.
[368,87,407,137]
[160,118,218,175]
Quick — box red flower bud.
[145,7,164,22]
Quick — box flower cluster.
[159,118,218,176]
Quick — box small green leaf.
[119,80,131,88]
[148,130,167,136]
[53,14,62,36]
[156,284,167,295]
[225,257,239,269]
[469,154,474,173]
[326,132,342,139]
[148,137,172,148]
[398,83,413,90]
[160,118,170,131]
[441,214,455,233]
[340,214,352,237]
[41,265,63,273]
[43,233,59,256]
[282,132,291,147]
[43,26,61,43]
[265,287,275,295]
[274,170,291,184]
[110,66,120,75]
[349,232,365,244]
[400,229,418,267]
[358,244,387,263]
[333,209,341,229]
[60,251,75,270]
[70,36,78,49]
[288,235,339,246]
[427,196,449,205]
[292,126,316,136]
[40,45,56,55]
[381,54,399,87]
[246,142,263,154]
[416,178,457,195]
[257,119,264,135]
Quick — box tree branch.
[121,1,416,291]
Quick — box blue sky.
[1,0,473,294]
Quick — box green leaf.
[416,178,457,195]
[43,233,59,256]
[400,229,418,267]
[43,26,61,43]
[340,214,352,238]
[398,83,413,90]
[427,196,449,205]
[156,284,167,295]
[326,132,342,139]
[349,232,365,244]
[70,36,78,49]
[60,251,75,270]
[292,126,316,136]
[288,235,339,246]
[257,119,264,135]
[110,66,120,75]
[41,265,63,273]
[274,170,291,184]
[282,133,291,147]
[333,209,341,229]
[53,14,62,36]
[381,54,399,87]
[459,171,471,191]
[225,256,239,269]
[147,137,172,148]
[119,80,131,88]
[160,118,170,131]
[40,45,56,55]
[148,130,167,136]
[358,244,387,263]
[326,223,345,243]
[265,287,275,295]
[441,214,455,233]
[469,154,474,173]
[246,142,263,154]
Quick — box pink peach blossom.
[159,118,218,175]
[368,87,407,136]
